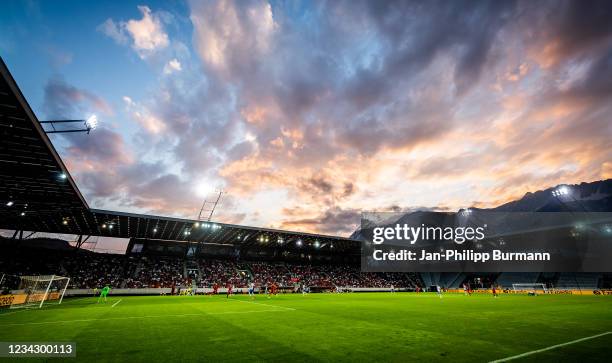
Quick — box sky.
[1,0,611,238]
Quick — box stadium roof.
[0,59,88,213]
[0,58,358,252]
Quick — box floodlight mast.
[40,115,98,134]
[190,189,225,258]
[198,189,225,222]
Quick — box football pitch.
[0,293,610,362]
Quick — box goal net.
[511,283,548,294]
[9,275,70,309]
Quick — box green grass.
[0,293,611,362]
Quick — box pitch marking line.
[111,299,122,308]
[1,309,293,326]
[489,331,612,362]
[228,298,296,311]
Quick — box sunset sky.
[1,0,611,237]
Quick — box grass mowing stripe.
[489,331,612,362]
[111,299,122,308]
[1,309,294,326]
[228,297,297,311]
[1,294,609,362]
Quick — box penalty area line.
[489,331,612,363]
[111,299,122,308]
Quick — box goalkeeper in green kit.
[97,285,110,303]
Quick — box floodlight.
[59,173,67,180]
[102,224,107,228]
[153,228,158,233]
[109,225,114,230]
[20,212,25,216]
[296,239,303,247]
[195,183,214,197]
[314,240,320,248]
[552,186,570,197]
[86,115,98,131]
[6,201,13,207]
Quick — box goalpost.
[9,275,70,309]
[511,283,548,295]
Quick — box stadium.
[1,1,612,362]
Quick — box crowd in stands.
[197,259,247,288]
[124,256,184,288]
[0,247,420,290]
[62,253,127,289]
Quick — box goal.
[10,275,70,309]
[511,283,548,295]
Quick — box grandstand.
[0,236,420,293]
[556,273,601,291]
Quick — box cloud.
[543,0,612,59]
[126,5,169,57]
[98,5,169,59]
[97,18,128,45]
[163,58,182,74]
[280,207,362,235]
[123,96,167,134]
[43,76,113,119]
[55,0,612,236]
[190,0,276,77]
